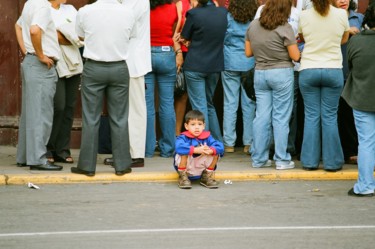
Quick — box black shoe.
[324,167,342,172]
[115,168,132,176]
[348,188,374,197]
[131,158,144,168]
[103,158,114,166]
[302,166,318,171]
[30,162,63,171]
[17,163,28,167]
[71,167,95,176]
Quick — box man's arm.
[30,25,55,68]
[15,23,26,55]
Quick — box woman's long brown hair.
[259,0,292,30]
[312,0,331,16]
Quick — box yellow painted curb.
[0,175,6,185]
[5,172,178,185]
[215,169,359,181]
[3,169,361,185]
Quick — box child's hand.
[202,146,213,155]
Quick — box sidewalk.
[0,145,360,185]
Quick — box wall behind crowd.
[0,0,369,147]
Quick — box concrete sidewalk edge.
[0,169,359,185]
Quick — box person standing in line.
[343,2,375,197]
[245,0,300,170]
[46,0,83,164]
[15,0,62,171]
[179,0,228,142]
[298,0,349,172]
[336,0,364,165]
[103,0,152,167]
[221,0,257,154]
[71,0,135,176]
[144,0,182,158]
[254,0,301,157]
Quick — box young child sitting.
[174,110,224,189]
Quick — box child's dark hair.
[363,1,375,29]
[184,110,205,124]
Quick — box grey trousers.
[47,74,80,159]
[77,60,132,172]
[16,55,57,165]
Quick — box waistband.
[150,46,174,52]
[85,58,125,64]
[26,52,58,63]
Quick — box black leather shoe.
[324,167,342,172]
[302,166,318,171]
[17,163,28,167]
[30,162,63,171]
[348,188,373,197]
[104,158,114,166]
[115,168,132,176]
[131,158,144,168]
[71,167,95,176]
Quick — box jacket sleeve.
[175,135,194,155]
[206,136,224,157]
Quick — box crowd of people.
[14,0,375,195]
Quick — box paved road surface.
[0,181,374,249]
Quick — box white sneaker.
[276,161,295,170]
[252,160,272,168]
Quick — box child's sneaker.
[200,169,219,189]
[276,161,295,170]
[178,170,192,189]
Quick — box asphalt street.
[0,180,374,249]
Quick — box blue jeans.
[251,68,294,166]
[221,70,255,146]
[299,68,344,169]
[184,71,223,142]
[145,46,176,158]
[352,109,375,194]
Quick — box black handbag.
[174,68,186,97]
[240,68,256,102]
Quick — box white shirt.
[122,0,152,77]
[254,5,300,36]
[76,0,136,62]
[17,0,59,59]
[50,4,77,28]
[296,0,313,11]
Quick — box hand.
[349,27,360,36]
[201,144,213,155]
[38,55,54,69]
[173,32,181,43]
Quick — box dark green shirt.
[342,30,375,112]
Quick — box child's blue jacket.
[175,131,224,157]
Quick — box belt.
[85,58,124,64]
[26,52,58,63]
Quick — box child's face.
[184,119,205,137]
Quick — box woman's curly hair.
[259,0,292,30]
[150,0,173,10]
[228,0,258,24]
[362,1,375,29]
